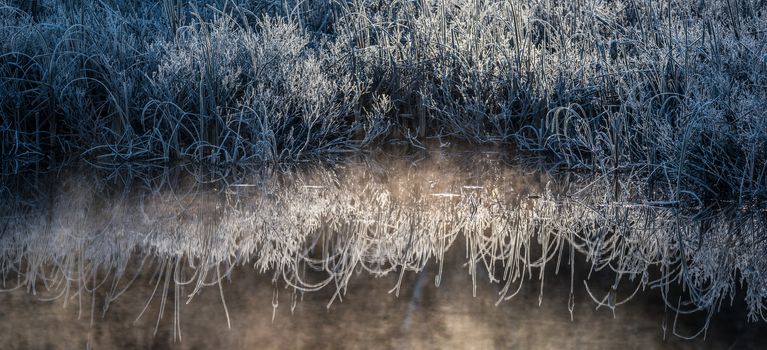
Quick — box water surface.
[1,151,765,348]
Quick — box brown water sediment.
[1,242,764,349]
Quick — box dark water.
[1,151,765,349]
[2,246,764,349]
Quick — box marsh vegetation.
[0,0,765,205]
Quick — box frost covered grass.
[1,0,766,205]
[0,157,765,339]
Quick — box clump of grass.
[0,0,380,165]
[2,0,765,205]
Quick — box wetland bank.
[2,0,767,348]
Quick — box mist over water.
[1,151,766,348]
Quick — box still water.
[1,151,765,349]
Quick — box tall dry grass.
[1,1,766,340]
[0,0,765,201]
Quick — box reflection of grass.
[1,0,765,204]
[0,160,764,339]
